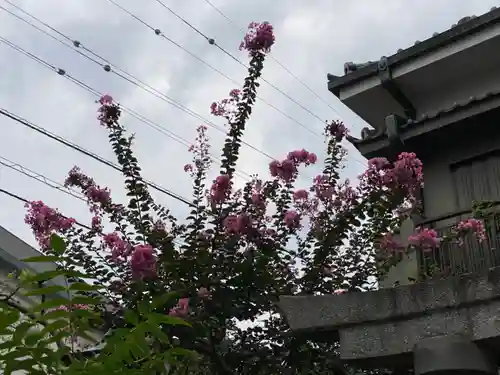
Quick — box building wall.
[380,114,500,288]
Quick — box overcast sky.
[0,0,498,250]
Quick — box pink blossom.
[98,94,113,105]
[293,189,309,201]
[130,244,157,280]
[91,216,102,230]
[85,185,111,206]
[239,21,275,56]
[284,210,301,229]
[103,233,130,261]
[408,228,441,251]
[307,153,318,164]
[97,95,120,127]
[209,174,232,203]
[328,120,348,142]
[334,289,347,295]
[65,166,94,190]
[360,153,423,198]
[251,193,265,210]
[229,89,241,99]
[184,164,193,172]
[224,213,253,234]
[51,304,89,312]
[456,219,486,243]
[24,201,75,249]
[169,297,189,317]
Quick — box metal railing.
[417,212,500,280]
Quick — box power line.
[0,156,190,251]
[0,4,273,173]
[0,2,366,170]
[0,107,196,207]
[202,0,352,125]
[0,156,86,203]
[154,0,328,126]
[0,187,92,231]
[0,1,273,165]
[104,0,323,138]
[0,35,254,181]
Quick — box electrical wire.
[0,156,189,250]
[0,2,367,170]
[0,34,254,180]
[153,0,328,125]
[0,1,273,164]
[104,0,323,138]
[0,107,195,207]
[202,0,351,123]
[0,187,92,231]
[0,156,86,203]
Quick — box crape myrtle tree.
[0,21,487,375]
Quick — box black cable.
[0,35,253,180]
[153,0,336,127]
[0,2,273,163]
[0,108,195,207]
[0,156,86,202]
[104,0,322,137]
[0,4,366,172]
[202,0,351,123]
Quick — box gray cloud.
[0,0,497,247]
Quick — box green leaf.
[24,285,66,297]
[47,319,70,331]
[69,282,103,292]
[71,296,102,305]
[21,255,60,263]
[13,322,32,344]
[50,234,66,255]
[149,313,191,327]
[29,269,66,283]
[31,297,70,312]
[38,309,70,321]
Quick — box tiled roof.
[343,9,497,76]
[328,6,500,95]
[347,89,500,145]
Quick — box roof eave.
[328,7,500,96]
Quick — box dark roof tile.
[334,9,498,79]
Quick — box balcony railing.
[417,211,500,280]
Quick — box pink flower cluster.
[130,244,157,280]
[169,288,211,317]
[65,167,112,213]
[269,149,317,182]
[169,297,189,317]
[456,219,486,243]
[210,89,241,118]
[224,213,253,235]
[327,120,349,142]
[239,21,275,56]
[52,304,89,312]
[97,94,120,127]
[284,210,301,229]
[102,233,157,279]
[209,174,231,203]
[103,232,131,261]
[24,201,76,249]
[361,152,423,197]
[408,228,441,251]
